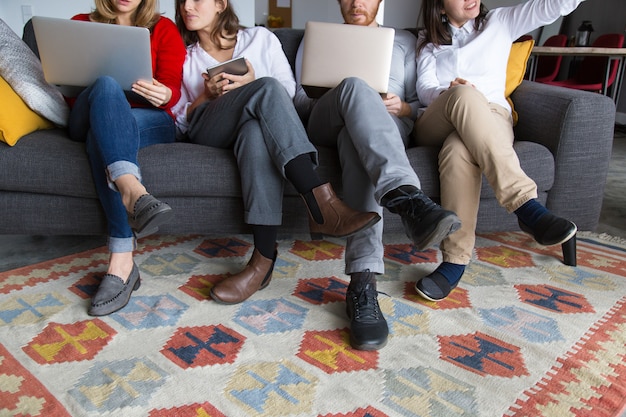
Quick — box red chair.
[545,33,625,96]
[534,34,568,83]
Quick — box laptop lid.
[301,21,395,98]
[31,16,153,96]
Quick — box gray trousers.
[187,77,317,226]
[306,78,420,275]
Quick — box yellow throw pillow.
[506,39,534,125]
[0,75,54,146]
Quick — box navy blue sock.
[432,262,466,286]
[514,199,548,227]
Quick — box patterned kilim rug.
[1,231,626,417]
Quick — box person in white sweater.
[412,0,583,301]
[171,0,380,306]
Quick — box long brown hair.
[90,0,161,29]
[175,0,242,48]
[416,0,488,54]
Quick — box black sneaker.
[346,271,388,351]
[383,186,461,251]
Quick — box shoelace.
[383,188,437,218]
[351,285,389,322]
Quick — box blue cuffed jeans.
[68,76,175,253]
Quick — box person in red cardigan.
[67,0,186,316]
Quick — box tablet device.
[206,57,248,79]
[301,21,395,98]
[32,16,153,96]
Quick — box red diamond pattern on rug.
[384,243,438,265]
[149,402,227,417]
[161,325,245,369]
[319,406,389,417]
[297,328,379,374]
[179,273,223,301]
[476,245,535,268]
[290,240,345,261]
[439,331,528,377]
[293,277,347,305]
[193,237,251,258]
[23,319,116,364]
[0,343,71,416]
[403,281,472,310]
[515,284,595,314]
[69,271,102,299]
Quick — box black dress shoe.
[346,271,388,351]
[518,213,577,246]
[415,272,458,302]
[382,186,461,251]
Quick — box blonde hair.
[90,0,161,29]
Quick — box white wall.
[0,0,254,36]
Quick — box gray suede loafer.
[88,263,141,316]
[128,194,173,239]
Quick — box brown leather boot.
[304,183,381,240]
[209,248,276,305]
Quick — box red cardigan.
[71,14,185,118]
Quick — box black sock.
[514,199,549,228]
[252,225,278,259]
[284,154,325,224]
[431,262,466,286]
[284,153,323,194]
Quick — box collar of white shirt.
[450,21,475,47]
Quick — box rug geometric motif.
[23,319,116,364]
[224,360,318,416]
[161,324,245,368]
[1,232,625,416]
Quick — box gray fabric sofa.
[0,27,616,265]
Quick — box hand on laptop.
[132,79,172,108]
[382,93,410,118]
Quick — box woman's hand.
[449,77,475,88]
[207,59,256,98]
[132,79,172,107]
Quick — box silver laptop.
[301,21,395,98]
[31,16,153,96]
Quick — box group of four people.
[69,0,583,352]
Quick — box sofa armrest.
[511,80,615,230]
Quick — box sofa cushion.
[0,18,69,127]
[0,76,54,146]
[506,39,534,125]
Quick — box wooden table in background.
[528,46,626,103]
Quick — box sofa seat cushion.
[0,130,96,198]
[404,140,554,200]
[0,129,554,207]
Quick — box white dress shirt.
[416,0,585,113]
[172,26,295,134]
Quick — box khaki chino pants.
[413,85,537,264]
